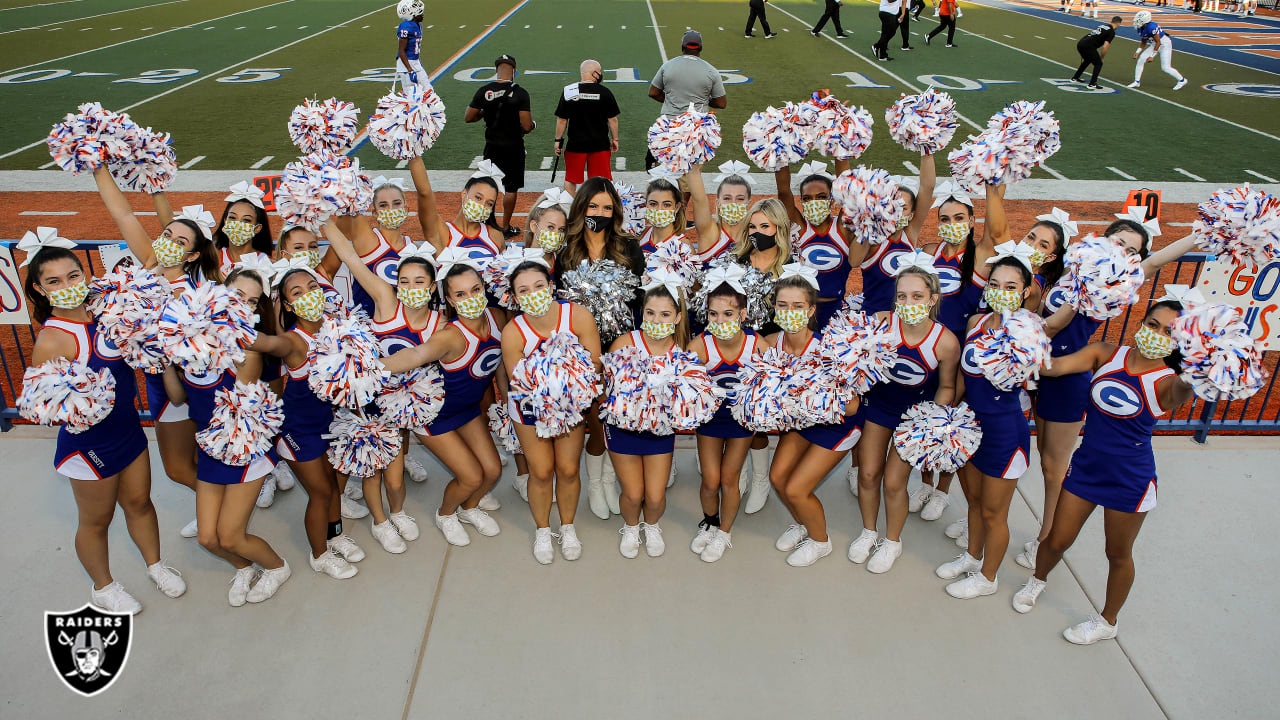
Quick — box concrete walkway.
[0,430,1273,719]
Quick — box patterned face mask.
[1028,248,1050,267]
[895,302,930,326]
[223,220,256,246]
[1135,325,1175,359]
[290,249,322,269]
[802,198,831,226]
[455,293,488,319]
[938,222,970,245]
[377,208,408,230]
[706,319,740,340]
[463,198,491,223]
[895,215,912,230]
[517,286,553,316]
[47,282,89,309]
[983,286,1023,314]
[290,288,326,322]
[397,285,432,309]
[774,308,809,334]
[646,206,676,228]
[152,235,188,268]
[718,203,748,226]
[536,228,565,253]
[641,319,675,340]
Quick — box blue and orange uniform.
[350,228,411,318]
[144,274,199,423]
[772,330,863,452]
[960,314,1030,479]
[1036,284,1102,423]
[638,228,687,256]
[276,327,336,464]
[692,229,734,270]
[507,301,578,427]
[422,309,504,436]
[859,233,916,316]
[796,220,853,328]
[371,302,443,357]
[861,313,945,429]
[604,329,679,455]
[932,245,983,338]
[697,330,758,440]
[182,367,276,484]
[444,221,501,267]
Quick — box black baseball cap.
[682,30,702,50]
[495,54,517,69]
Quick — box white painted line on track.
[20,210,78,215]
[616,157,626,170]
[540,157,553,170]
[903,161,919,174]
[180,155,205,169]
[646,0,668,62]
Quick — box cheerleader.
[636,171,687,255]
[524,188,572,274]
[686,161,754,270]
[851,155,937,317]
[763,269,863,566]
[164,267,289,605]
[688,268,759,563]
[274,226,352,314]
[604,272,690,558]
[1012,299,1195,644]
[935,246,1037,599]
[20,234,186,613]
[415,159,506,264]
[500,260,603,563]
[773,161,850,327]
[214,181,275,275]
[849,254,959,573]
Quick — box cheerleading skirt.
[276,430,330,464]
[144,372,189,423]
[197,451,275,486]
[860,395,912,432]
[55,423,148,481]
[605,424,675,456]
[1034,370,1091,424]
[968,408,1030,480]
[1062,448,1158,513]
[506,396,540,429]
[421,404,483,437]
[697,405,753,439]
[798,410,863,452]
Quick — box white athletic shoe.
[602,455,621,515]
[1063,615,1118,645]
[1127,81,1141,89]
[559,524,582,560]
[1016,539,1040,570]
[309,550,357,579]
[458,507,500,537]
[180,518,199,539]
[371,520,408,554]
[908,484,932,513]
[920,488,950,521]
[340,493,369,520]
[847,528,879,564]
[867,539,903,574]
[343,476,363,500]
[776,523,808,552]
[700,529,732,563]
[256,473,276,508]
[327,534,366,562]
[435,513,471,546]
[146,561,187,598]
[247,560,293,602]
[389,511,420,541]
[227,565,258,607]
[786,538,833,567]
[90,582,142,615]
[1173,77,1187,91]
[533,527,554,564]
[273,460,296,491]
[956,528,969,549]
[513,473,529,502]
[846,464,859,497]
[944,516,968,539]
[619,524,641,559]
[1013,577,1046,614]
[477,492,501,511]
[936,552,981,580]
[641,522,665,557]
[405,456,429,483]
[691,522,716,555]
[946,571,998,599]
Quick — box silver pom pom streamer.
[325,409,403,477]
[376,364,445,429]
[972,309,1052,391]
[88,264,170,374]
[893,401,982,473]
[803,93,874,161]
[487,402,522,454]
[368,84,447,160]
[691,255,776,329]
[18,357,116,434]
[742,103,808,172]
[885,88,958,155]
[557,258,640,343]
[509,332,603,438]
[275,151,374,231]
[647,103,721,174]
[1059,234,1144,321]
[288,97,361,155]
[156,283,258,376]
[818,311,898,400]
[1170,303,1268,401]
[196,382,285,466]
[307,313,389,409]
[832,166,905,245]
[1193,184,1280,269]
[600,346,722,434]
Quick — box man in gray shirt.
[647,30,727,170]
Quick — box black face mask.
[750,231,777,252]
[584,215,611,233]
[591,71,603,84]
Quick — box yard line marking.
[903,160,919,174]
[1064,35,1074,40]
[1245,169,1278,183]
[20,210,78,215]
[1035,35,1045,39]
[620,25,626,29]
[180,155,205,169]
[1173,167,1206,182]
[0,0,190,35]
[395,159,408,169]
[140,26,150,30]
[616,156,626,170]
[249,156,274,169]
[1107,166,1136,180]
[1003,34,1014,38]
[0,0,84,11]
[540,156,553,170]
[646,0,668,62]
[523,24,529,28]
[266,25,276,29]
[79,27,91,31]
[1041,164,1068,180]
[236,26,245,30]
[39,160,57,168]
[111,27,121,31]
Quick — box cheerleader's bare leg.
[155,419,198,491]
[551,426,586,524]
[421,432,485,516]
[768,432,810,520]
[782,444,848,543]
[453,416,503,510]
[976,474,1019,581]
[363,447,408,524]
[856,422,893,533]
[696,435,750,531]
[514,423,555,527]
[882,448,913,543]
[640,454,672,524]
[113,447,162,567]
[200,480,283,570]
[288,456,337,557]
[613,452,646,525]
[1033,415,1084,542]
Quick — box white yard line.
[0,0,191,35]
[646,0,668,62]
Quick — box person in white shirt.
[872,0,907,61]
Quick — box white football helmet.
[1132,10,1151,28]
[397,0,424,21]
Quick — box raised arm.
[322,219,397,313]
[1041,341,1111,377]
[162,364,188,406]
[1044,300,1078,338]
[94,166,157,266]
[409,156,448,251]
[982,183,1010,247]
[152,192,174,227]
[687,164,717,241]
[1156,372,1195,413]
[775,167,804,227]
[906,152,936,242]
[1141,232,1197,277]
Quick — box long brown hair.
[24,246,84,325]
[643,284,691,349]
[560,176,637,271]
[224,267,278,336]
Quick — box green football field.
[1,0,1278,183]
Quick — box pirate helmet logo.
[44,604,133,697]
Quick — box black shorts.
[483,143,525,192]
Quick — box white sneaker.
[944,516,968,539]
[477,492,501,511]
[327,533,366,562]
[745,474,771,514]
[920,488,950,521]
[786,538,832,567]
[1013,577,1046,614]
[458,507,500,537]
[1173,77,1187,91]
[146,561,187,598]
[641,522,665,557]
[846,464,859,497]
[309,550,357,579]
[1063,615,1118,645]
[559,524,582,560]
[908,484,932,513]
[700,529,732,563]
[343,476,364,500]
[1016,539,1040,570]
[513,473,529,502]
[667,465,677,488]
[389,511,420,541]
[340,493,369,520]
[273,460,296,490]
[691,522,716,554]
[372,520,408,554]
[227,565,258,607]
[533,527,554,564]
[847,528,878,564]
[247,560,293,602]
[619,524,641,558]
[90,581,142,615]
[1127,81,1141,89]
[406,456,429,483]
[867,539,902,574]
[775,523,808,552]
[256,473,277,508]
[602,456,621,515]
[180,518,199,539]
[435,512,471,546]
[935,552,981,579]
[946,571,998,599]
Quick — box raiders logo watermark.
[44,604,133,697]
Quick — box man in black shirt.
[1071,16,1122,89]
[465,54,533,236]
[553,59,621,194]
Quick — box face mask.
[938,222,970,245]
[47,282,89,309]
[1028,248,1050,267]
[641,319,675,340]
[152,235,188,268]
[223,220,256,246]
[750,232,777,252]
[895,302,930,326]
[377,208,408,230]
[802,198,831,226]
[463,199,491,223]
[291,249,322,269]
[537,228,565,253]
[718,202,748,226]
[517,286,554,316]
[1135,325,1175,359]
[896,215,912,230]
[646,207,676,228]
[455,293,488,319]
[584,215,611,233]
[397,286,432,309]
[983,286,1023,314]
[706,319,740,340]
[774,308,809,334]
[290,288,326,322]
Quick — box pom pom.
[644,234,699,290]
[274,151,374,230]
[481,249,523,310]
[108,125,177,194]
[1058,234,1145,320]
[802,93,874,160]
[831,166,906,245]
[509,333,602,438]
[557,259,641,343]
[742,103,808,172]
[730,348,806,432]
[307,313,389,409]
[376,365,445,429]
[325,410,403,477]
[287,97,361,154]
[885,88,958,154]
[647,104,721,174]
[892,401,982,473]
[195,382,284,466]
[368,84,447,160]
[156,283,258,375]
[790,355,848,427]
[1169,303,1268,401]
[45,102,136,175]
[18,358,116,433]
[831,292,865,327]
[1192,184,1280,268]
[487,402,522,454]
[600,346,722,434]
[818,311,898,400]
[972,310,1052,391]
[948,100,1060,192]
[691,255,776,329]
[613,182,647,236]
[88,264,170,373]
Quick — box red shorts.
[564,150,612,184]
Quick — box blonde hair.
[895,266,942,321]
[522,204,567,246]
[732,197,791,278]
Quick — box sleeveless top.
[959,314,1021,415]
[45,318,140,446]
[859,234,915,314]
[371,302,443,356]
[866,314,945,412]
[506,302,576,419]
[796,220,852,301]
[639,228,686,256]
[351,227,411,317]
[435,309,504,416]
[1077,347,1175,466]
[703,330,759,424]
[932,245,983,338]
[772,331,820,358]
[445,221,501,265]
[692,228,735,269]
[280,327,335,438]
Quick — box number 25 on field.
[0,68,291,84]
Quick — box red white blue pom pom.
[557,259,641,343]
[307,313,389,409]
[1192,184,1280,268]
[1059,233,1145,320]
[789,355,848,428]
[831,293,865,327]
[368,84,447,160]
[818,311,898,399]
[892,401,982,473]
[196,382,285,466]
[46,102,135,175]
[742,104,807,172]
[109,125,177,194]
[644,235,698,289]
[1169,303,1268,401]
[647,103,721,174]
[487,402,522,454]
[156,283,258,376]
[802,93,874,161]
[948,100,1060,192]
[601,346,722,434]
[288,97,361,155]
[613,182,647,235]
[730,348,805,432]
[325,410,403,477]
[832,166,906,245]
[376,365,445,429]
[972,309,1052,391]
[18,358,116,433]
[88,264,170,373]
[509,332,602,438]
[275,151,374,231]
[885,88,958,155]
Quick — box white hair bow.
[499,246,550,275]
[703,263,747,295]
[894,250,940,276]
[17,226,76,267]
[174,205,215,240]
[233,252,276,286]
[370,176,408,192]
[1114,206,1161,244]
[434,246,485,281]
[1035,207,1079,240]
[931,178,974,209]
[225,181,266,209]
[536,187,574,213]
[471,159,506,183]
[270,255,321,285]
[647,165,682,183]
[779,261,820,289]
[715,160,755,186]
[1158,284,1205,307]
[396,241,437,267]
[796,161,831,181]
[987,241,1036,272]
[642,267,687,301]
[891,175,920,196]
